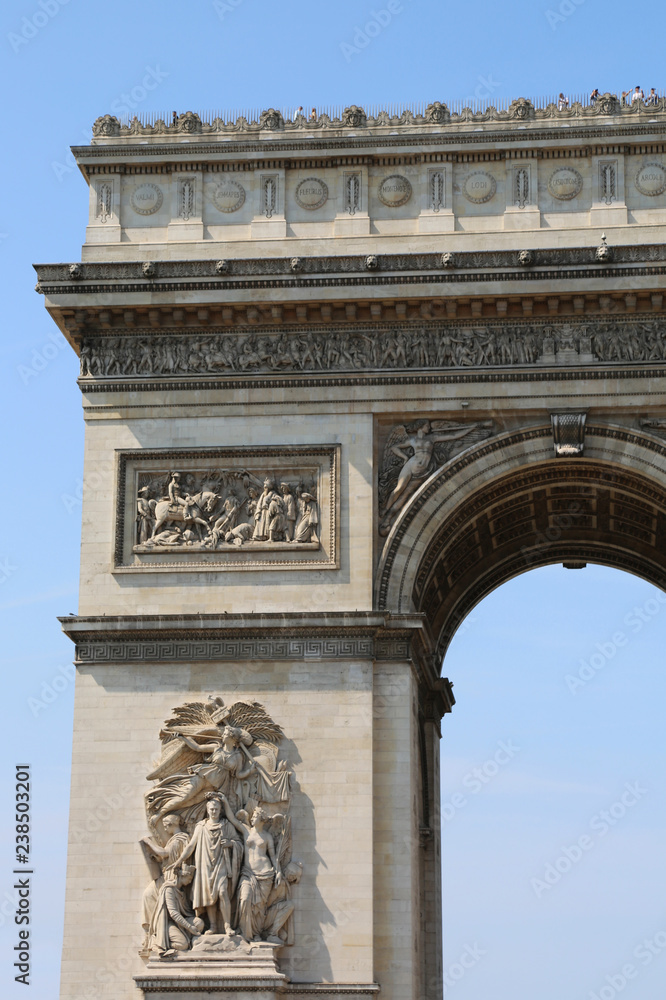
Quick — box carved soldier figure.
[137,486,155,544]
[79,342,92,377]
[148,865,204,955]
[263,860,303,944]
[174,793,243,937]
[168,472,194,520]
[253,478,282,541]
[280,483,298,541]
[140,813,190,953]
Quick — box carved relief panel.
[114,445,339,572]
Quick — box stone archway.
[377,423,666,662]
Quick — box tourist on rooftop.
[296,106,304,117]
[590,89,599,105]
[631,86,644,104]
[558,93,569,111]
[647,88,658,105]
[310,107,317,120]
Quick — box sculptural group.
[80,319,666,382]
[140,697,300,958]
[136,470,319,550]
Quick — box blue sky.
[1,1,666,997]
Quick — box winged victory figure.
[378,418,493,535]
[144,697,291,831]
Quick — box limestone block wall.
[373,662,422,1000]
[77,409,373,617]
[85,154,666,255]
[60,657,375,999]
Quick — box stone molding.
[134,978,378,996]
[33,243,666,287]
[79,124,666,159]
[58,611,435,668]
[70,632,417,665]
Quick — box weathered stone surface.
[43,97,666,1000]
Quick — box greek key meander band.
[74,637,413,664]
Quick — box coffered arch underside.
[376,425,666,661]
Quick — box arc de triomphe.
[37,97,666,1000]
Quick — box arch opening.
[418,459,666,661]
[438,565,666,1000]
[376,424,666,662]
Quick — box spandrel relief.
[141,696,300,958]
[116,446,339,572]
[378,418,494,535]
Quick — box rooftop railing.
[113,92,666,129]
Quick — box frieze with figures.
[135,469,319,551]
[80,320,666,382]
[115,446,338,571]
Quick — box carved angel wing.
[146,699,227,781]
[146,740,206,782]
[273,814,292,869]
[226,701,284,747]
[378,424,409,513]
[430,420,494,469]
[160,698,227,743]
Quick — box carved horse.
[150,490,219,542]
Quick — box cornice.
[59,610,426,637]
[33,242,666,298]
[75,366,666,395]
[58,611,437,678]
